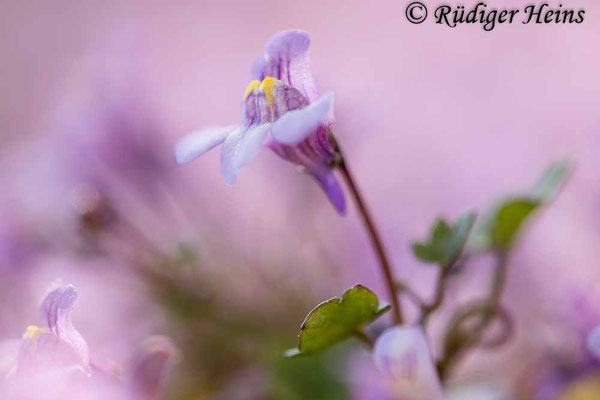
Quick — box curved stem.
[437,250,509,381]
[337,158,403,325]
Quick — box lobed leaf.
[412,212,476,267]
[287,285,389,355]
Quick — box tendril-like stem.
[437,250,510,381]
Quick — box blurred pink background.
[1,0,599,393]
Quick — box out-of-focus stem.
[437,250,509,381]
[396,281,426,309]
[419,266,450,326]
[489,251,508,304]
[353,328,375,348]
[337,158,403,325]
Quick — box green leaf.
[470,197,540,251]
[268,347,349,400]
[469,159,573,252]
[412,212,476,266]
[489,197,540,248]
[288,285,390,355]
[531,158,573,203]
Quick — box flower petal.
[271,93,334,145]
[373,326,444,400]
[446,383,506,400]
[311,171,346,215]
[220,124,270,185]
[15,330,78,376]
[587,324,600,361]
[130,336,177,399]
[252,30,319,102]
[174,125,236,164]
[0,339,20,376]
[39,282,90,372]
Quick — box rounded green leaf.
[469,159,573,253]
[490,197,540,248]
[289,285,390,355]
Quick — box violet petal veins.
[39,282,91,372]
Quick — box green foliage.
[469,159,573,252]
[412,212,476,266]
[531,158,573,202]
[489,197,540,249]
[268,348,349,400]
[288,285,389,355]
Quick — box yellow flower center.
[22,325,42,342]
[260,77,277,108]
[243,80,260,100]
[243,77,279,108]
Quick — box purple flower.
[0,282,176,400]
[445,383,506,400]
[515,289,600,399]
[58,52,173,209]
[38,282,91,372]
[10,281,90,376]
[129,336,177,400]
[586,324,600,362]
[0,212,39,272]
[175,30,346,213]
[372,326,444,400]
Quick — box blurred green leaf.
[268,348,349,400]
[412,212,476,266]
[531,158,573,203]
[288,285,389,355]
[470,197,541,252]
[469,159,573,253]
[169,242,199,269]
[489,197,540,249]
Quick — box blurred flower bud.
[586,325,600,362]
[373,326,444,400]
[129,335,177,400]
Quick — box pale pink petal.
[271,93,334,145]
[130,336,177,399]
[373,326,444,400]
[174,125,236,164]
[220,125,270,185]
[587,324,600,361]
[40,282,90,372]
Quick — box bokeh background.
[1,0,599,398]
